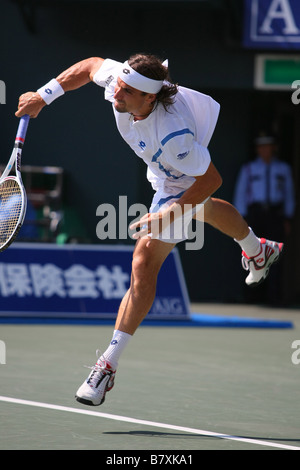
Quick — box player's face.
[114,78,153,118]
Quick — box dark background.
[1,0,299,305]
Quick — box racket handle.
[16,114,30,141]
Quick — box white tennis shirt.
[93,59,220,199]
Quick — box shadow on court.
[103,430,300,446]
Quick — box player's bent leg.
[197,197,284,287]
[199,197,249,240]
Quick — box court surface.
[0,303,299,451]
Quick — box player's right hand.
[15,92,46,118]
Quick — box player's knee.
[131,249,159,285]
[203,197,222,223]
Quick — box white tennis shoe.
[75,354,116,406]
[242,238,284,287]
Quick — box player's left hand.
[130,211,165,246]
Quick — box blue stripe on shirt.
[161,128,194,146]
[151,128,194,179]
[151,191,186,213]
[151,147,181,179]
[152,148,162,162]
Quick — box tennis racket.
[0,115,30,251]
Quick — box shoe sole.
[75,395,105,406]
[248,244,284,288]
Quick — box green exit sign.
[255,55,300,90]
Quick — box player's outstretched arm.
[15,57,104,118]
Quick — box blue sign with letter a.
[243,0,300,49]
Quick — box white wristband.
[37,78,65,105]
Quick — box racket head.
[0,176,27,251]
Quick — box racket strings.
[0,179,22,245]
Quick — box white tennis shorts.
[149,189,207,244]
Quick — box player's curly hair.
[128,53,178,111]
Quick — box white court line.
[0,395,299,451]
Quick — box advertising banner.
[0,243,190,321]
[243,0,300,49]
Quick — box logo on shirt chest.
[138,140,146,151]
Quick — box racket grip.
[16,114,30,141]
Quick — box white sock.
[235,227,261,258]
[101,330,132,370]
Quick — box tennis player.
[16,54,284,406]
